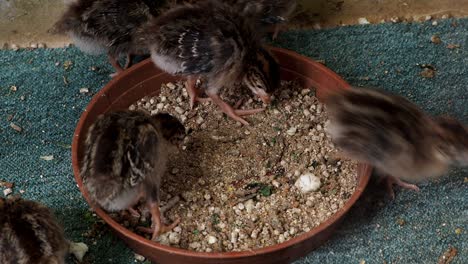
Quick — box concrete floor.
[298,0,468,26]
[1,0,468,48]
[0,0,68,48]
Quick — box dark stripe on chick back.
[9,210,45,261]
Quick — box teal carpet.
[0,19,466,264]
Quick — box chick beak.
[257,91,272,104]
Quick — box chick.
[224,0,297,39]
[52,0,166,76]
[139,0,281,125]
[0,196,68,264]
[324,87,468,198]
[80,110,185,240]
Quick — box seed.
[3,188,13,196]
[10,122,22,132]
[431,35,441,44]
[207,235,217,244]
[175,106,185,115]
[79,88,89,94]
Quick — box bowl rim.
[71,46,371,259]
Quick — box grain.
[124,81,357,252]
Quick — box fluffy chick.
[81,110,185,240]
[324,87,468,198]
[139,0,281,125]
[52,0,166,76]
[0,196,68,264]
[224,0,297,39]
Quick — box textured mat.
[0,19,466,264]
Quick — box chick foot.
[137,220,180,241]
[108,54,124,78]
[385,176,420,200]
[137,202,180,240]
[126,188,145,218]
[196,97,211,103]
[127,207,141,218]
[208,93,264,125]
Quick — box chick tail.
[63,0,79,4]
[320,86,351,106]
[48,17,77,35]
[49,4,84,36]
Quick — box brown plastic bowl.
[72,47,371,264]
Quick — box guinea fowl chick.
[0,196,68,264]
[81,110,185,240]
[139,0,281,125]
[224,0,297,39]
[52,0,165,76]
[324,87,468,199]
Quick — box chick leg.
[123,54,135,69]
[159,195,181,224]
[108,53,124,77]
[186,76,212,109]
[186,76,200,109]
[385,176,420,200]
[207,93,265,126]
[138,202,180,240]
[272,25,280,40]
[126,189,145,218]
[233,99,244,109]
